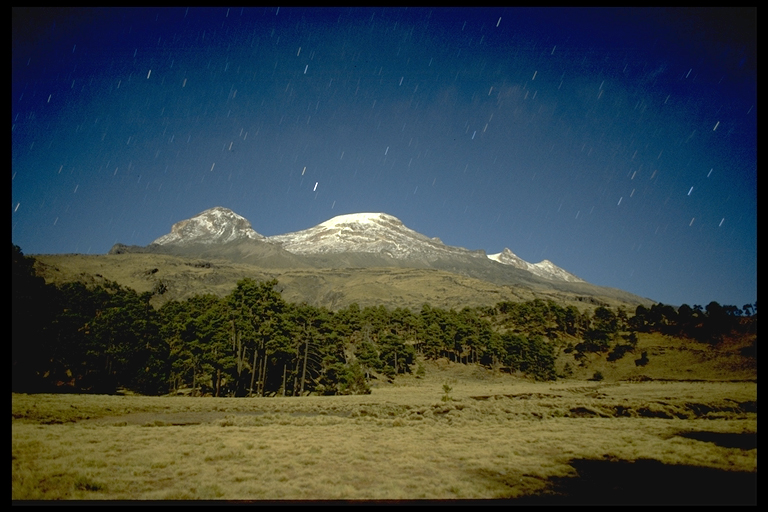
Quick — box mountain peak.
[488,248,585,283]
[319,212,401,229]
[268,212,467,259]
[152,207,264,246]
[488,248,527,266]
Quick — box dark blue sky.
[12,7,756,308]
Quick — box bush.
[441,383,453,402]
[623,331,638,347]
[607,343,633,362]
[591,371,604,381]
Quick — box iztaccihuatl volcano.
[102,207,651,309]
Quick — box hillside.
[553,330,756,383]
[26,251,756,388]
[31,252,652,312]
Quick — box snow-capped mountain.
[267,212,481,261]
[268,212,580,283]
[144,207,583,284]
[152,207,264,246]
[488,248,585,283]
[108,207,652,308]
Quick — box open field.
[12,363,756,503]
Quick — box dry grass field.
[12,361,756,504]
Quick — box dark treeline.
[630,302,756,341]
[12,245,756,396]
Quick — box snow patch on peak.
[533,259,557,270]
[488,248,526,266]
[319,212,399,228]
[530,260,585,283]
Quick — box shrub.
[441,383,453,402]
[607,343,633,362]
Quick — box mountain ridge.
[489,248,585,283]
[147,207,580,283]
[101,206,654,309]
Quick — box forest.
[12,244,755,396]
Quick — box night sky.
[12,7,756,309]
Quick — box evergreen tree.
[12,245,59,392]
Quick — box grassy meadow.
[12,361,756,503]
